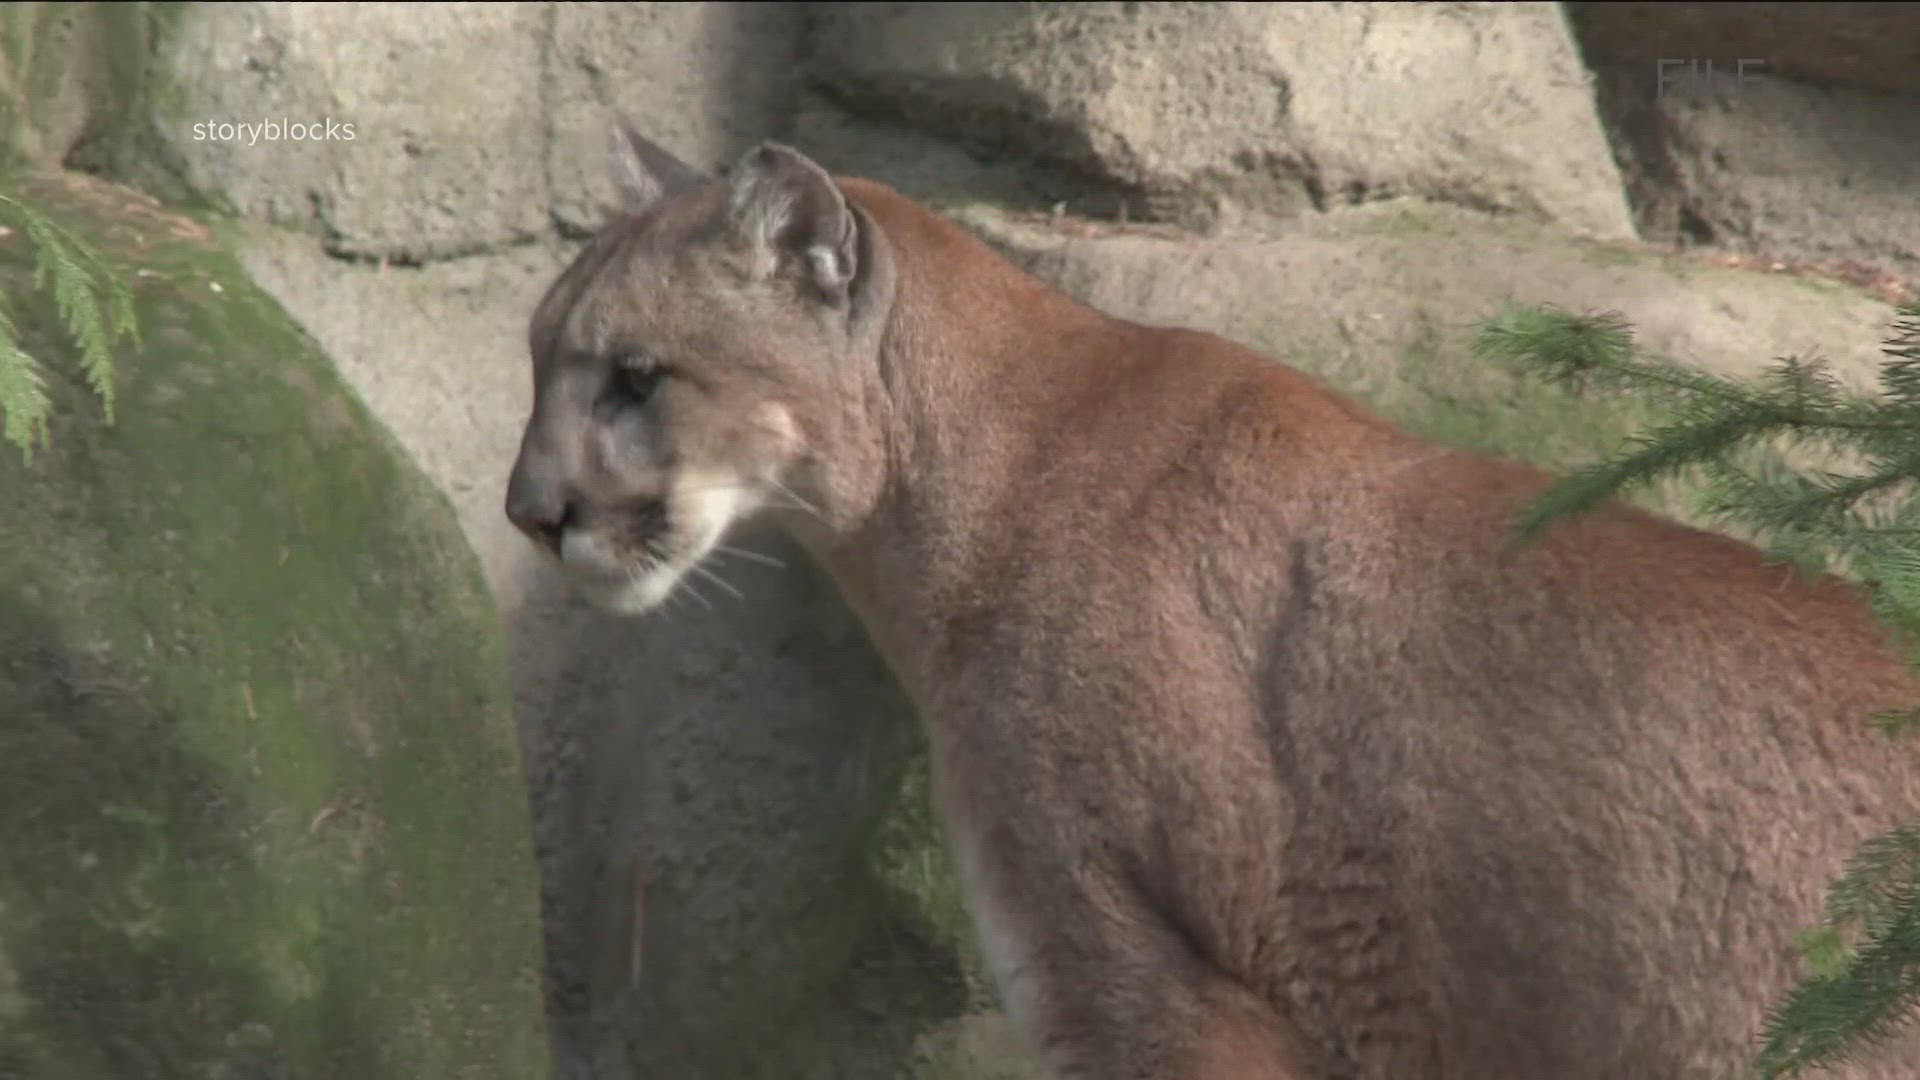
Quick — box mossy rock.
[0,3,99,169]
[0,171,549,1078]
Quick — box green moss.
[75,2,203,207]
[0,2,200,203]
[1333,199,1450,238]
[871,737,985,992]
[133,2,191,123]
[1578,243,1643,270]
[0,172,547,1078]
[10,7,74,134]
[0,2,95,169]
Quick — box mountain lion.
[504,121,1920,1079]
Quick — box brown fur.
[506,133,1920,1078]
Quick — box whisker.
[689,562,745,602]
[768,499,820,519]
[765,477,824,519]
[714,543,785,570]
[664,476,823,524]
[681,580,714,611]
[661,557,713,611]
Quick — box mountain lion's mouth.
[556,473,758,616]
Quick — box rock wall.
[1569,1,1920,284]
[0,3,102,167]
[9,3,1915,1077]
[812,1,1639,239]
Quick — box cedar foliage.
[0,186,138,461]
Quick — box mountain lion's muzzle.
[504,427,571,556]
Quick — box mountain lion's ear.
[607,115,707,212]
[724,141,857,302]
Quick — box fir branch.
[1825,827,1920,935]
[1697,458,1913,559]
[1508,410,1761,541]
[1757,887,1920,1078]
[1476,304,1759,405]
[1471,305,1637,384]
[1475,305,1920,547]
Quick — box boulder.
[1567,2,1920,98]
[148,2,814,256]
[546,2,805,234]
[0,3,103,168]
[810,1,1638,240]
[0,171,549,1078]
[1575,26,1920,286]
[156,2,551,261]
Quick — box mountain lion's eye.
[613,364,663,406]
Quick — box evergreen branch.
[1761,356,1846,414]
[0,301,50,460]
[1476,306,1920,437]
[1884,308,1920,365]
[1870,706,1920,739]
[1475,304,1766,406]
[1697,458,1914,549]
[1478,305,1920,548]
[1511,411,1798,543]
[1757,884,1920,1078]
[1475,301,1920,1078]
[10,193,127,421]
[1471,305,1636,380]
[0,187,140,461]
[1824,827,1920,932]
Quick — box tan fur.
[506,136,1920,1078]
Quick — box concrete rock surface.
[1580,36,1920,282]
[1567,1,1920,98]
[811,1,1639,240]
[159,2,552,260]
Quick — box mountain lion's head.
[505,121,892,614]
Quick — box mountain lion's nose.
[505,465,573,556]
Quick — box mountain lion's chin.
[557,532,684,616]
[558,558,682,617]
